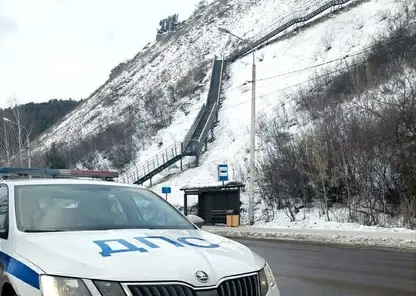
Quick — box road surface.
[235,238,416,296]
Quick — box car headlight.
[40,275,91,296]
[259,262,276,296]
[94,280,126,296]
[40,275,126,296]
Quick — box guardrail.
[119,142,182,183]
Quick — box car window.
[14,184,194,232]
[0,186,7,231]
[133,197,177,225]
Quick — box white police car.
[0,167,280,296]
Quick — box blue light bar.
[0,167,119,179]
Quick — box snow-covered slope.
[31,0,358,161]
[138,0,404,206]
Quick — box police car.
[0,167,280,296]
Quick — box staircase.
[119,57,224,185]
[228,0,356,62]
[184,59,224,157]
[119,0,361,185]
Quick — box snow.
[138,0,416,243]
[141,0,402,206]
[205,207,416,250]
[32,0,349,154]
[32,0,415,242]
[203,225,416,250]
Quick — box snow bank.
[203,226,416,250]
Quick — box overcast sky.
[0,0,200,108]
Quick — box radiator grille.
[127,274,259,296]
[129,284,196,296]
[218,274,260,296]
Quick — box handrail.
[120,142,182,183]
[183,104,206,150]
[228,0,354,61]
[216,60,224,107]
[197,102,218,144]
[118,0,359,184]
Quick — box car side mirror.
[187,215,204,228]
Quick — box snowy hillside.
[31,0,359,163]
[137,0,405,205]
[29,0,415,233]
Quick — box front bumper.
[267,284,281,296]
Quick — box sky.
[0,0,201,108]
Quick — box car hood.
[15,229,264,285]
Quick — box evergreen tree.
[157,14,179,36]
[44,142,67,169]
[196,0,208,11]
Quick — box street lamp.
[3,117,31,168]
[218,27,256,225]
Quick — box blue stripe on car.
[0,251,40,289]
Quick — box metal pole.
[217,27,257,225]
[3,121,10,166]
[248,50,256,225]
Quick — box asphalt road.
[235,238,416,296]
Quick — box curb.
[204,229,416,253]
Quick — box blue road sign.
[162,186,171,194]
[218,164,229,182]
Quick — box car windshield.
[14,184,195,232]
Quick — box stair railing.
[183,103,206,152]
[120,142,182,183]
[228,0,353,61]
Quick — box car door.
[0,184,9,278]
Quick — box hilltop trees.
[157,14,179,37]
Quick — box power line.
[223,34,415,92]
[166,33,413,131]
[171,57,366,128]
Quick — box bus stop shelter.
[180,182,245,225]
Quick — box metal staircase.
[119,0,360,185]
[119,58,224,185]
[228,0,356,62]
[184,59,224,158]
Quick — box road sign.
[218,164,229,182]
[162,186,171,200]
[162,186,171,194]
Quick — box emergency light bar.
[0,167,119,179]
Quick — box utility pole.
[218,27,257,225]
[248,49,256,225]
